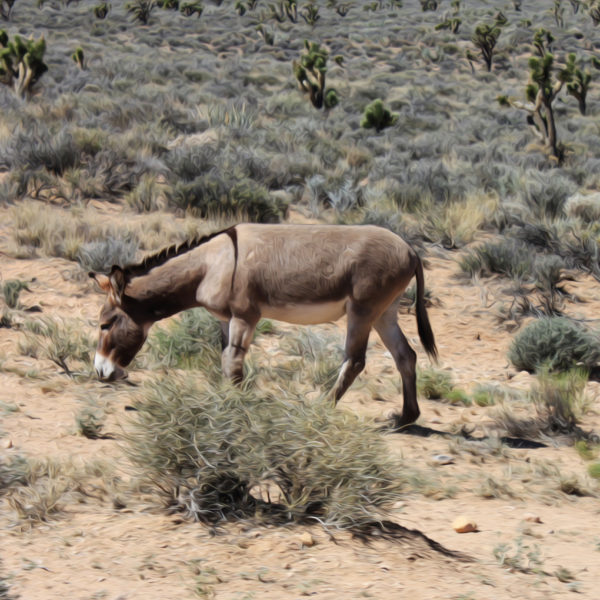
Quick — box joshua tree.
[270,0,296,22]
[589,1,600,25]
[361,99,398,132]
[256,23,274,45]
[436,17,461,33]
[93,2,110,17]
[301,1,319,25]
[498,38,582,164]
[293,40,338,110]
[71,46,85,69]
[553,0,565,27]
[533,27,554,57]
[0,0,16,21]
[420,0,437,10]
[0,30,47,98]
[180,0,202,15]
[472,22,501,71]
[126,0,155,23]
[565,53,591,115]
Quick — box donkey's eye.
[100,321,113,330]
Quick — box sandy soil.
[1,204,600,599]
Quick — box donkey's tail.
[415,256,438,361]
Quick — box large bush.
[508,317,600,373]
[169,175,288,223]
[125,375,406,528]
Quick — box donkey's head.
[89,266,148,381]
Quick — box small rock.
[452,516,478,533]
[524,513,542,524]
[299,532,316,547]
[1,439,13,449]
[431,454,454,466]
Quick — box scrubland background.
[1,0,600,598]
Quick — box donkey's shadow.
[392,422,547,449]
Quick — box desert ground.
[1,204,600,600]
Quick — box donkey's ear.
[89,272,111,293]
[109,265,127,301]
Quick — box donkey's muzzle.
[94,353,127,382]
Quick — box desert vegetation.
[1,0,600,598]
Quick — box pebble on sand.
[299,532,316,547]
[452,516,478,533]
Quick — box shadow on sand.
[391,422,547,449]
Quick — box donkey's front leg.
[221,316,257,383]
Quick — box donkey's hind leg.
[221,316,257,383]
[374,304,419,427]
[330,303,373,404]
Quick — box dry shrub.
[417,367,469,404]
[77,238,139,273]
[278,329,342,388]
[1,279,31,309]
[143,308,222,374]
[494,369,594,441]
[420,194,497,249]
[565,193,600,223]
[459,238,534,280]
[125,375,407,528]
[20,317,91,376]
[3,456,127,527]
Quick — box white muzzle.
[94,352,117,380]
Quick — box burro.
[90,224,438,427]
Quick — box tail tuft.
[415,256,438,361]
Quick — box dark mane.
[124,226,234,279]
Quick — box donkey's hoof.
[391,413,419,430]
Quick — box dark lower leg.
[375,318,419,426]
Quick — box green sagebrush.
[508,317,600,374]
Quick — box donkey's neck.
[125,253,204,322]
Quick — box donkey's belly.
[260,299,347,325]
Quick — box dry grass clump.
[494,369,594,442]
[471,383,520,407]
[3,456,127,527]
[20,317,91,377]
[419,194,498,249]
[143,308,222,374]
[125,374,407,528]
[1,279,31,310]
[417,367,470,405]
[278,328,342,388]
[588,463,600,480]
[508,317,600,374]
[77,238,139,273]
[459,238,535,280]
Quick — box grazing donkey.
[90,224,437,426]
